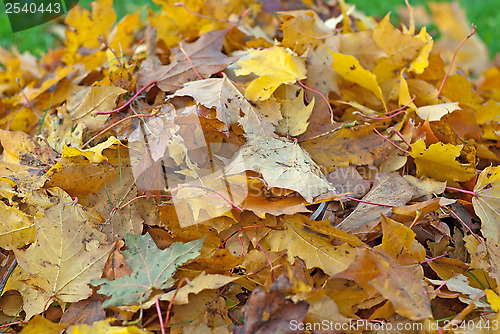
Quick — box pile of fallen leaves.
[1,0,500,332]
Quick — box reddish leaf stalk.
[80,112,156,149]
[437,24,477,98]
[447,208,482,243]
[386,96,416,114]
[254,238,277,281]
[297,80,334,123]
[433,281,447,294]
[373,128,410,154]
[390,128,411,148]
[95,80,157,116]
[343,196,396,208]
[354,108,407,120]
[165,277,190,326]
[155,297,166,334]
[178,42,203,80]
[445,186,476,197]
[170,184,243,212]
[422,251,447,264]
[228,312,243,326]
[0,320,28,329]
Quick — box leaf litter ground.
[0,0,499,333]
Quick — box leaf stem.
[373,128,410,154]
[387,96,416,114]
[165,277,190,326]
[437,24,476,98]
[297,80,334,123]
[0,320,28,330]
[221,225,281,248]
[98,36,122,66]
[178,42,203,80]
[155,297,166,334]
[80,112,156,149]
[445,186,476,196]
[119,194,173,210]
[447,208,482,243]
[390,128,411,148]
[95,80,157,115]
[422,251,447,264]
[354,108,407,120]
[354,96,416,120]
[254,238,276,281]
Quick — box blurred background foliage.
[0,0,498,57]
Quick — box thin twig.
[95,80,157,115]
[155,297,166,334]
[297,80,334,123]
[165,277,190,326]
[178,43,203,80]
[373,128,411,154]
[80,112,156,149]
[437,24,477,97]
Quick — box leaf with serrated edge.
[13,188,112,319]
[91,233,204,307]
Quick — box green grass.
[0,0,498,57]
[0,0,155,55]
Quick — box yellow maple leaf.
[235,46,307,101]
[263,214,357,276]
[0,201,35,250]
[328,50,386,110]
[410,139,475,183]
[409,27,433,74]
[63,0,116,65]
[69,85,126,130]
[12,188,112,318]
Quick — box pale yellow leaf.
[13,189,112,318]
[263,214,356,276]
[235,47,306,101]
